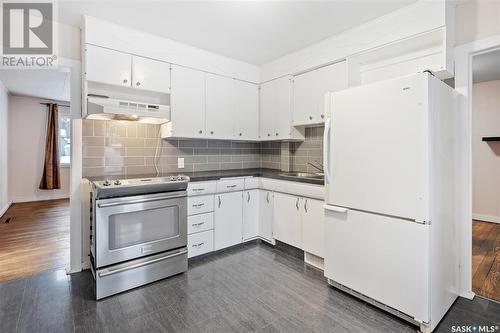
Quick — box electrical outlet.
[177,157,184,169]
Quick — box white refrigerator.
[323,73,460,333]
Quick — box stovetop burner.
[92,175,190,199]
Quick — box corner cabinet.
[242,189,260,241]
[258,190,274,243]
[234,80,259,140]
[292,61,347,126]
[260,76,304,141]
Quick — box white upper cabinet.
[205,74,235,140]
[132,56,171,93]
[260,76,303,141]
[85,44,132,87]
[169,65,206,138]
[292,61,347,126]
[233,80,259,140]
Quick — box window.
[60,115,71,166]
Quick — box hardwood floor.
[0,199,70,282]
[472,219,500,302]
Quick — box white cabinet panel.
[301,198,324,258]
[234,80,259,140]
[243,190,259,241]
[170,65,206,138]
[205,74,235,140]
[132,56,170,93]
[273,192,302,248]
[187,195,214,216]
[324,208,430,322]
[293,61,347,126]
[258,190,273,242]
[188,230,214,258]
[214,192,243,250]
[188,212,214,235]
[260,76,293,140]
[187,181,217,196]
[85,45,132,87]
[216,178,244,193]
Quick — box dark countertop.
[86,168,324,186]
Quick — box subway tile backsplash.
[81,120,323,177]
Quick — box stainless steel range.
[90,175,190,299]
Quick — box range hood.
[86,97,170,124]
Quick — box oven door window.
[108,205,180,250]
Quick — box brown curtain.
[39,103,61,190]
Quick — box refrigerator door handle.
[324,204,348,213]
[323,117,332,184]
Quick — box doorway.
[0,68,72,281]
[470,48,500,302]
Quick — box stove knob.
[114,180,122,186]
[103,180,111,187]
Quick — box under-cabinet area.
[186,177,325,266]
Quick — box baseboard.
[0,201,12,218]
[12,195,70,203]
[460,290,475,300]
[472,213,500,224]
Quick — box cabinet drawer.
[188,230,214,258]
[216,178,244,193]
[187,181,217,196]
[188,195,214,215]
[244,177,259,190]
[188,212,214,234]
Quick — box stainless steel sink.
[279,172,324,180]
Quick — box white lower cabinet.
[188,230,214,258]
[188,212,214,234]
[214,191,243,250]
[243,189,259,241]
[273,193,303,249]
[258,190,273,242]
[301,198,325,258]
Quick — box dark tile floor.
[1,241,499,333]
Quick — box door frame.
[454,34,500,299]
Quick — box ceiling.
[58,0,416,65]
[0,70,71,102]
[473,49,500,83]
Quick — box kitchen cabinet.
[301,198,324,258]
[260,76,304,141]
[132,56,170,93]
[205,74,235,140]
[234,80,259,140]
[258,190,273,242]
[169,65,206,138]
[292,61,347,126]
[85,44,132,87]
[273,192,302,249]
[214,191,243,250]
[243,189,260,241]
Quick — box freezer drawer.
[324,206,430,323]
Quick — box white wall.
[455,0,500,46]
[8,95,70,202]
[0,80,9,216]
[472,80,500,223]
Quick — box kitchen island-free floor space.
[1,241,499,333]
[472,219,500,302]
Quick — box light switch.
[178,157,184,169]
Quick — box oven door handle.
[97,194,185,208]
[97,248,188,278]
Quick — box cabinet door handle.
[227,185,237,188]
[247,192,250,202]
[192,203,204,208]
[218,196,221,208]
[123,79,128,84]
[266,192,270,203]
[192,222,205,227]
[136,82,141,86]
[296,198,299,210]
[192,188,204,192]
[193,242,204,248]
[304,199,308,213]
